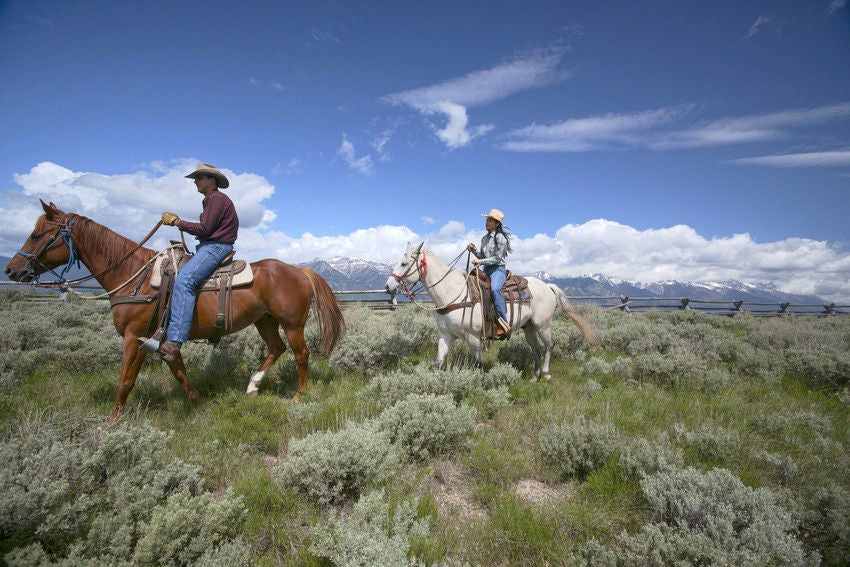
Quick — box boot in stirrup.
[158,340,182,364]
[495,317,511,339]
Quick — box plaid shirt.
[177,189,239,245]
[473,230,509,266]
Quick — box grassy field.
[1,291,848,566]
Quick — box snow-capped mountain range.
[0,254,834,306]
[297,258,830,305]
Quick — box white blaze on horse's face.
[385,243,423,293]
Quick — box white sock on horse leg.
[246,370,265,396]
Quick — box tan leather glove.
[162,212,179,226]
[471,257,479,266]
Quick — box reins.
[21,216,165,296]
[392,248,476,312]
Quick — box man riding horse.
[140,162,239,362]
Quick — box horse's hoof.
[543,374,552,382]
[246,389,258,398]
[187,390,200,402]
[529,376,538,383]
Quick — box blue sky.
[1,1,849,299]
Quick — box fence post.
[731,300,744,315]
[680,298,691,310]
[618,295,630,312]
[822,303,836,316]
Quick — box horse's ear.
[41,200,62,220]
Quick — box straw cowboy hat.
[185,162,230,189]
[481,208,505,223]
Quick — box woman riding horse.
[467,208,512,337]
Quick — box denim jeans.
[166,241,233,343]
[484,264,507,321]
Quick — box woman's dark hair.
[496,223,513,253]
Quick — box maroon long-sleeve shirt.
[176,189,239,245]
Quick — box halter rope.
[19,215,165,297]
[391,248,476,312]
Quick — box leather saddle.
[437,268,532,340]
[150,246,253,289]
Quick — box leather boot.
[159,340,182,363]
[496,317,511,338]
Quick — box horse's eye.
[400,262,407,267]
[30,233,40,241]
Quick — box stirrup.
[137,327,166,354]
[497,317,511,333]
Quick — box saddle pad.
[150,252,254,290]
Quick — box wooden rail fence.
[2,282,846,317]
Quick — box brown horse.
[4,200,345,421]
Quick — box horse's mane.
[75,215,157,282]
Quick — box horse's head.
[385,242,425,294]
[4,200,75,282]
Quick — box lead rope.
[403,250,475,312]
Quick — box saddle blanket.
[149,250,253,290]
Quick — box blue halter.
[17,215,81,285]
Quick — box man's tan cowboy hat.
[185,162,230,189]
[481,208,505,223]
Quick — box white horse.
[385,243,597,381]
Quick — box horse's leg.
[246,315,287,397]
[523,326,544,381]
[537,325,555,382]
[283,326,310,402]
[109,336,148,422]
[165,351,200,402]
[435,330,452,369]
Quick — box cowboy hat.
[481,208,505,223]
[185,162,230,189]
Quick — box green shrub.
[0,418,247,566]
[618,435,684,480]
[328,306,435,373]
[580,356,611,376]
[377,393,475,461]
[538,417,618,480]
[309,489,430,567]
[363,361,519,409]
[672,422,740,463]
[580,467,819,566]
[279,419,400,506]
[756,450,799,485]
[801,484,850,566]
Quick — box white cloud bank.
[384,49,568,148]
[501,102,850,154]
[2,161,849,300]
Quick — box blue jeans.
[166,241,233,343]
[484,265,507,321]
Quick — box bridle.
[16,214,81,284]
[390,246,473,310]
[389,246,428,301]
[16,213,164,290]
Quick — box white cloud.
[4,163,849,300]
[337,135,375,176]
[827,0,846,15]
[728,150,850,167]
[745,15,782,39]
[502,106,690,152]
[433,101,494,148]
[384,49,567,148]
[1,160,276,259]
[501,102,850,154]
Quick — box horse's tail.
[549,284,598,345]
[302,268,345,356]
